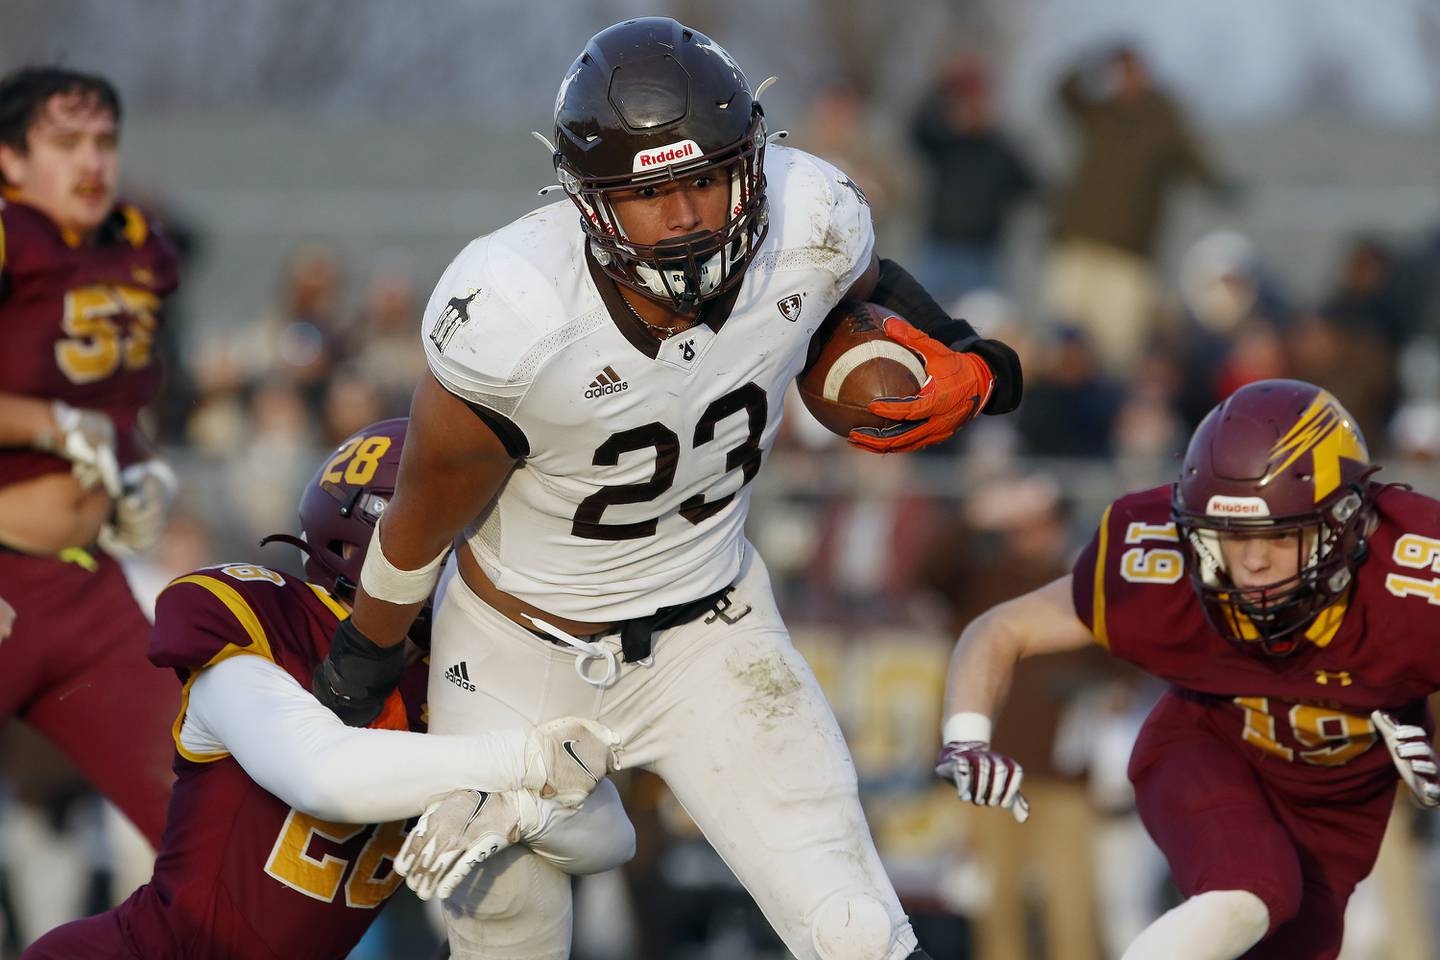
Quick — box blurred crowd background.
[4,0,1440,957]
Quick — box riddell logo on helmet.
[1206,495,1270,517]
[633,140,703,172]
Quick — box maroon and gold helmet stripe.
[1262,391,1369,503]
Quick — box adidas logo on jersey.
[445,661,476,693]
[584,366,628,398]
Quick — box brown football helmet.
[551,17,769,315]
[1171,380,1377,656]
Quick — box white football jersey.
[422,145,873,621]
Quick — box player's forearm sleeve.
[187,655,529,822]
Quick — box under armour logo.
[1314,670,1352,687]
[429,288,480,353]
[679,339,696,362]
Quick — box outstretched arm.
[188,655,530,823]
[937,575,1097,820]
[187,655,617,824]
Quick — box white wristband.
[358,521,448,605]
[942,712,992,746]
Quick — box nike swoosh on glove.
[849,317,996,454]
[936,739,1030,823]
[1372,710,1440,808]
[523,717,621,807]
[395,789,516,901]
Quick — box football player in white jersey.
[312,17,1021,960]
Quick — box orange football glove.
[366,688,409,731]
[848,317,995,454]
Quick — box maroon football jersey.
[128,562,427,960]
[0,193,178,488]
[1072,483,1440,799]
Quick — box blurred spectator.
[1322,235,1412,348]
[806,453,940,625]
[230,378,317,541]
[321,365,385,447]
[1110,354,1186,461]
[793,78,904,227]
[349,258,427,418]
[184,335,252,455]
[1015,327,1122,458]
[909,57,1037,304]
[1046,44,1231,377]
[1211,318,1288,402]
[237,241,349,413]
[1171,230,1291,428]
[1288,312,1394,448]
[1389,337,1440,461]
[920,476,1113,960]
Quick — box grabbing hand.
[848,318,995,454]
[39,401,121,497]
[936,739,1030,823]
[98,459,179,556]
[1372,710,1440,808]
[523,717,621,806]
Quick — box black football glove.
[313,618,408,727]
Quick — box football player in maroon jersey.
[22,418,624,960]
[937,379,1440,960]
[0,66,181,846]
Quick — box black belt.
[529,584,740,663]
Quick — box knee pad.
[528,779,636,875]
[810,892,907,960]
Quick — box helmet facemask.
[558,111,768,316]
[1174,484,1371,656]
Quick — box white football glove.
[98,459,179,556]
[1372,710,1440,808]
[522,717,621,807]
[0,595,14,645]
[936,740,1030,823]
[396,788,546,901]
[37,401,121,497]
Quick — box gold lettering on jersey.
[264,810,366,904]
[1393,534,1440,572]
[1119,546,1183,584]
[1233,697,1375,766]
[55,283,160,384]
[1263,392,1369,503]
[1123,521,1178,544]
[1313,670,1352,687]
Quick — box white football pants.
[428,542,917,960]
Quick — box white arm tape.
[358,520,447,605]
[943,712,993,745]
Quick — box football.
[797,301,926,437]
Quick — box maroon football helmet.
[552,17,769,315]
[261,419,434,641]
[1171,380,1377,656]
